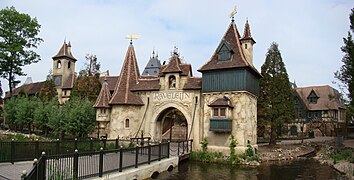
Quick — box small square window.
[213,108,227,118]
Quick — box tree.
[39,70,57,101]
[71,76,101,102]
[34,98,57,136]
[15,96,38,133]
[0,6,43,96]
[335,8,354,108]
[79,54,100,77]
[258,42,295,145]
[3,97,17,130]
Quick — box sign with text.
[153,91,190,101]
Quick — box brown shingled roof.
[131,78,160,91]
[52,41,77,61]
[240,20,255,43]
[5,81,45,98]
[183,77,202,90]
[161,55,182,74]
[94,79,111,108]
[198,21,259,77]
[208,97,234,108]
[109,44,144,105]
[294,85,346,111]
[99,76,119,91]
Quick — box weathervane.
[125,34,140,44]
[229,5,237,21]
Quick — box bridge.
[0,139,192,180]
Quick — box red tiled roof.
[94,79,111,108]
[52,41,77,61]
[99,76,119,91]
[198,21,260,76]
[161,55,182,74]
[183,77,202,90]
[208,97,234,108]
[294,85,346,111]
[131,78,160,91]
[4,81,45,98]
[109,44,144,105]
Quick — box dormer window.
[307,90,319,104]
[217,40,233,61]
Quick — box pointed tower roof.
[53,41,77,61]
[161,54,183,74]
[93,78,111,108]
[240,20,256,43]
[109,44,144,105]
[198,20,258,75]
[142,50,162,76]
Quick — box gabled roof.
[4,81,45,99]
[109,44,144,105]
[52,41,77,61]
[198,20,260,76]
[161,55,182,74]
[99,76,119,91]
[294,85,346,111]
[94,79,112,108]
[208,97,234,108]
[183,77,202,90]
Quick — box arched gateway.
[94,13,261,154]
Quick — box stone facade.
[95,16,260,154]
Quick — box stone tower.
[198,17,261,154]
[52,41,77,104]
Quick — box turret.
[240,20,256,65]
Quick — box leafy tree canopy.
[0,6,43,96]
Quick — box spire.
[109,44,143,105]
[93,77,111,108]
[142,49,161,76]
[161,48,182,74]
[240,20,256,44]
[52,40,77,61]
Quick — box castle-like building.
[94,17,261,154]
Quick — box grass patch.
[330,148,354,164]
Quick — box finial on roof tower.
[125,34,140,45]
[229,5,237,22]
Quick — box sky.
[0,0,353,96]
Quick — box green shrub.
[200,138,208,152]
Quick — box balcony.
[210,118,232,132]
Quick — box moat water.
[157,158,344,180]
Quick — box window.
[307,90,319,104]
[217,41,232,61]
[64,91,67,96]
[100,109,106,114]
[68,61,71,69]
[125,119,130,128]
[169,76,176,89]
[245,44,248,49]
[213,108,226,118]
[57,61,62,69]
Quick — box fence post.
[35,139,39,158]
[167,141,170,158]
[74,138,78,150]
[119,146,123,172]
[177,142,180,156]
[73,150,78,179]
[103,138,107,150]
[56,139,60,155]
[90,138,93,152]
[21,170,27,180]
[41,152,46,180]
[99,147,104,177]
[158,142,162,161]
[135,145,139,168]
[11,139,14,164]
[148,143,151,164]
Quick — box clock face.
[54,76,62,86]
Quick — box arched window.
[245,44,248,49]
[125,119,130,128]
[57,60,62,69]
[169,76,176,89]
[68,61,71,69]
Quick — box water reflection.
[157,159,343,180]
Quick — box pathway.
[0,161,33,180]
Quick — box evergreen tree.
[335,8,354,108]
[0,6,43,96]
[258,42,295,145]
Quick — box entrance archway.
[157,107,188,141]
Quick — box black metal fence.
[0,137,146,163]
[22,142,171,180]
